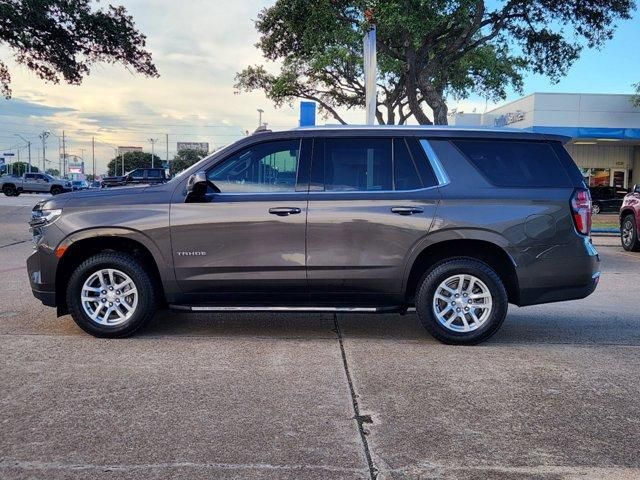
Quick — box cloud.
[0,98,76,117]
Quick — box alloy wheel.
[622,220,634,247]
[81,268,138,326]
[432,274,493,333]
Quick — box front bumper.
[26,245,59,308]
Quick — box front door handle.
[269,207,302,216]
[391,206,424,216]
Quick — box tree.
[45,168,60,177]
[171,149,205,175]
[633,83,640,108]
[106,151,160,176]
[236,1,633,125]
[0,0,158,99]
[8,162,38,176]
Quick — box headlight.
[29,208,63,227]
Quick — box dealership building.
[450,93,640,189]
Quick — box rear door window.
[147,169,162,178]
[452,140,571,188]
[324,138,392,191]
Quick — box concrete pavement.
[1,194,639,479]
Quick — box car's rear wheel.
[3,185,16,196]
[66,252,157,338]
[50,186,63,195]
[621,214,640,252]
[415,257,508,345]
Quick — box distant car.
[71,180,89,191]
[0,172,72,196]
[88,181,102,189]
[101,168,167,188]
[589,186,628,214]
[620,185,640,251]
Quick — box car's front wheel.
[66,252,157,338]
[3,185,16,196]
[415,258,508,345]
[621,214,640,252]
[50,186,63,195]
[591,203,601,215]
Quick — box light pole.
[257,109,264,128]
[39,131,50,173]
[15,134,32,173]
[148,138,158,168]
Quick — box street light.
[148,138,158,168]
[38,131,50,173]
[14,134,32,173]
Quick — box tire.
[3,184,16,196]
[50,186,63,195]
[415,257,508,345]
[66,252,157,338]
[621,214,640,252]
[591,203,601,215]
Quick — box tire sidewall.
[67,254,155,337]
[51,186,62,195]
[416,258,508,345]
[621,215,639,251]
[3,185,15,196]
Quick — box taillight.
[571,189,592,236]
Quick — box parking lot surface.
[1,194,639,480]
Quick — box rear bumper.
[515,237,600,307]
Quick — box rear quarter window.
[452,139,571,188]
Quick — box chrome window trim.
[419,139,450,187]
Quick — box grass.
[592,213,620,230]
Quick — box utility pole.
[39,131,50,172]
[121,150,125,176]
[257,109,264,127]
[62,130,66,177]
[363,8,377,125]
[148,138,158,168]
[92,137,95,178]
[165,133,169,170]
[15,134,32,173]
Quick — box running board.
[169,305,414,313]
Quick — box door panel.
[170,138,310,300]
[306,137,440,298]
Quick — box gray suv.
[27,127,600,344]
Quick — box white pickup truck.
[0,173,73,196]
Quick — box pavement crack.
[0,239,29,249]
[333,313,379,480]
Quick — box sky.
[0,0,639,175]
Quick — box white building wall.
[565,144,634,170]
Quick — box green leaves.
[239,0,634,124]
[0,0,158,98]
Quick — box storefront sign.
[494,111,526,127]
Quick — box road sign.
[3,152,15,157]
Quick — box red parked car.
[620,185,640,251]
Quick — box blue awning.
[524,126,640,140]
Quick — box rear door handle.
[269,207,302,216]
[391,206,424,216]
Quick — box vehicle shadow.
[141,305,640,347]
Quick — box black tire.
[415,257,508,345]
[66,252,157,338]
[621,214,640,252]
[50,186,63,195]
[591,203,601,215]
[3,184,16,196]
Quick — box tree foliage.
[45,168,60,177]
[6,161,38,176]
[0,0,158,98]
[171,149,205,175]
[236,0,634,125]
[633,82,640,108]
[107,151,160,176]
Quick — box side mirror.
[186,170,214,201]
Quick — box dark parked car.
[71,180,89,191]
[620,184,640,251]
[101,168,167,187]
[589,186,628,214]
[88,181,102,189]
[27,127,599,345]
